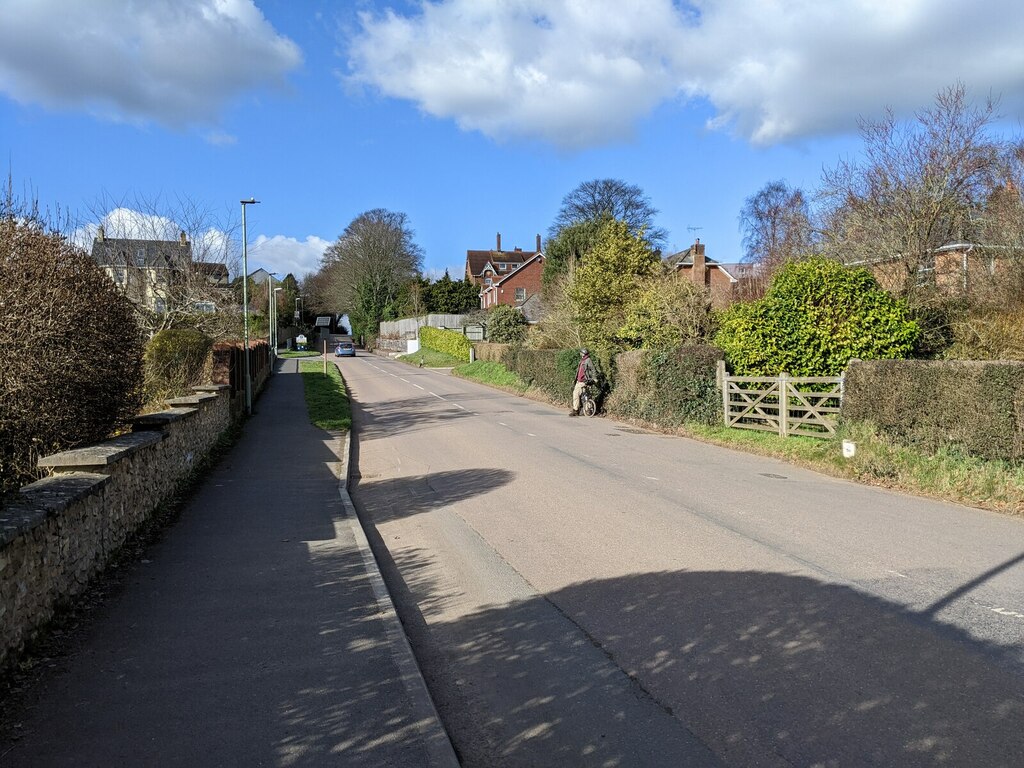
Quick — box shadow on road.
[351,395,475,442]
[375,558,1024,767]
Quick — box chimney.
[179,230,188,246]
[496,232,502,252]
[692,241,708,286]
[96,225,105,242]
[536,233,542,252]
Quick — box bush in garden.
[715,257,919,376]
[487,304,528,343]
[606,345,724,426]
[0,217,144,493]
[144,328,213,403]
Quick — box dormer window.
[498,262,507,270]
[135,248,146,267]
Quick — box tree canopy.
[550,179,667,249]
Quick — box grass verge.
[679,420,1024,515]
[452,360,529,392]
[397,348,467,368]
[278,350,320,359]
[299,361,351,432]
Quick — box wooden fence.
[717,361,843,438]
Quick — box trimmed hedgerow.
[606,345,724,427]
[842,359,1024,464]
[502,347,587,405]
[419,326,471,361]
[472,342,509,362]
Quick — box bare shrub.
[0,216,143,493]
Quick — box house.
[466,232,543,288]
[248,268,274,285]
[91,227,192,314]
[91,227,229,314]
[666,240,744,309]
[480,252,545,315]
[856,242,1017,298]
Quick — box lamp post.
[240,197,259,415]
[272,286,283,360]
[266,272,279,367]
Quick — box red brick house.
[466,232,543,288]
[666,240,745,309]
[480,252,545,313]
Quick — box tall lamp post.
[266,272,279,367]
[240,197,260,415]
[272,286,283,360]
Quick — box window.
[154,298,167,314]
[515,287,526,301]
[193,301,216,313]
[498,262,507,270]
[135,247,146,267]
[112,268,126,285]
[484,277,492,285]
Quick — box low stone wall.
[0,385,232,669]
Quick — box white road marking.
[527,433,537,437]
[429,392,445,400]
[498,422,508,427]
[644,476,659,481]
[983,605,1024,620]
[413,384,425,390]
[454,403,466,410]
[400,378,410,383]
[886,569,908,578]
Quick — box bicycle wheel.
[582,398,597,417]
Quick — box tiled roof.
[466,249,535,277]
[91,237,191,270]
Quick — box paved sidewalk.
[1,359,457,767]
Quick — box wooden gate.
[718,362,843,438]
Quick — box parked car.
[334,341,355,357]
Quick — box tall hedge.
[843,359,1024,463]
[715,258,919,376]
[607,345,724,427]
[0,219,144,493]
[419,326,471,360]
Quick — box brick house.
[857,242,1018,298]
[480,252,545,315]
[666,240,745,309]
[465,232,543,288]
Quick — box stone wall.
[0,385,233,669]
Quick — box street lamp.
[266,272,279,367]
[272,286,283,360]
[240,197,259,415]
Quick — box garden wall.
[0,385,234,669]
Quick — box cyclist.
[569,348,597,417]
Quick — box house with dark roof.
[480,252,545,317]
[90,227,228,314]
[465,232,543,288]
[666,240,747,309]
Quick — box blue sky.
[2,0,1023,283]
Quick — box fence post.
[717,360,729,427]
[779,372,789,438]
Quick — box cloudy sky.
[2,0,1023,281]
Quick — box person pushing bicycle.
[569,348,597,417]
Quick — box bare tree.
[316,208,423,339]
[82,191,241,338]
[818,83,1012,305]
[740,180,814,268]
[550,178,667,249]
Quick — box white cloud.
[248,234,332,279]
[347,0,1024,147]
[0,0,302,126]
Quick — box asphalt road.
[344,353,1024,768]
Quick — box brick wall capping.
[1,473,109,546]
[193,384,230,393]
[132,407,198,431]
[164,395,207,408]
[38,432,163,471]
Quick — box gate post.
[717,360,729,427]
[779,372,789,438]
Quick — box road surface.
[344,353,1024,768]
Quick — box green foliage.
[0,218,144,493]
[144,329,213,403]
[399,347,465,367]
[542,216,608,288]
[617,276,715,349]
[842,359,1024,464]
[606,345,724,427]
[428,271,480,313]
[453,360,529,391]
[715,257,919,376]
[419,326,472,361]
[567,219,660,350]
[487,304,528,343]
[299,361,351,432]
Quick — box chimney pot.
[536,233,542,252]
[179,230,188,246]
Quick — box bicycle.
[578,384,598,417]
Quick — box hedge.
[842,359,1024,463]
[606,345,724,427]
[144,328,213,403]
[473,342,510,362]
[419,326,471,361]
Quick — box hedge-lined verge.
[502,348,581,404]
[472,342,510,362]
[843,359,1024,464]
[606,345,724,427]
[419,326,471,361]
